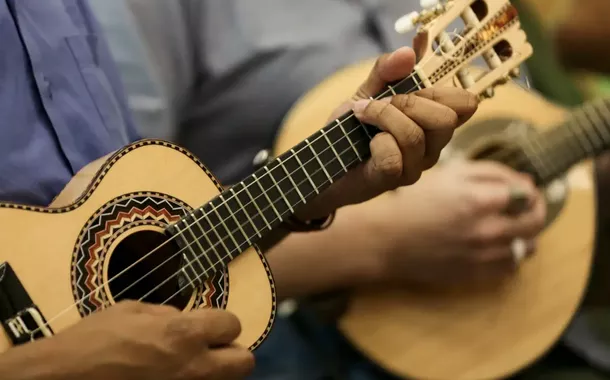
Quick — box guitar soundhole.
[470,143,504,160]
[107,230,191,310]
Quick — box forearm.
[0,342,68,380]
[266,197,391,301]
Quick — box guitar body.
[0,140,275,353]
[274,60,596,379]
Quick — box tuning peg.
[395,11,420,34]
[420,0,440,9]
[509,67,520,78]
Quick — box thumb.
[353,47,416,101]
[326,46,416,122]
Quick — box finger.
[205,345,256,380]
[414,87,479,125]
[169,308,242,347]
[387,94,459,169]
[353,98,425,185]
[498,190,547,239]
[114,300,178,315]
[354,47,416,100]
[463,161,533,184]
[467,175,538,216]
[473,240,537,263]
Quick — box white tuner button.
[394,11,420,34]
[420,0,440,9]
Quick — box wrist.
[0,340,79,380]
[342,196,399,285]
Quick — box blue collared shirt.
[0,0,139,206]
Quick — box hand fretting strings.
[31,24,490,335]
[33,67,427,334]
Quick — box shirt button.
[40,75,53,100]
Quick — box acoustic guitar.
[272,3,597,380]
[0,0,529,357]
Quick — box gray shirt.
[90,0,420,183]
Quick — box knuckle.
[374,151,403,180]
[374,99,394,121]
[406,126,425,149]
[118,300,146,313]
[394,94,417,111]
[165,316,199,344]
[465,191,493,213]
[468,225,503,248]
[438,107,459,129]
[354,87,372,100]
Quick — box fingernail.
[352,99,371,116]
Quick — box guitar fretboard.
[512,98,610,185]
[165,73,424,285]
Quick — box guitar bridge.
[0,263,53,345]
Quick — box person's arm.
[266,198,390,300]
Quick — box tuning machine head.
[394,0,448,34]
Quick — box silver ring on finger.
[511,237,527,264]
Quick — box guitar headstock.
[394,0,533,99]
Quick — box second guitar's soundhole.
[107,230,191,310]
[470,142,504,160]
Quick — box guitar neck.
[522,98,610,185]
[165,73,424,279]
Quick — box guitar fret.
[195,208,224,264]
[585,103,610,146]
[201,207,231,260]
[567,117,595,154]
[252,174,282,221]
[242,181,272,230]
[278,157,305,204]
[305,138,333,183]
[175,223,199,284]
[521,137,550,181]
[210,202,238,259]
[576,108,604,151]
[321,129,347,172]
[181,266,195,287]
[291,148,319,194]
[220,194,251,246]
[532,134,557,180]
[264,166,293,213]
[336,119,361,161]
[388,85,397,95]
[186,213,213,273]
[230,188,261,238]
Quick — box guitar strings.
[32,117,385,336]
[155,141,372,307]
[143,110,600,306]
[479,100,610,167]
[29,22,516,336]
[90,28,472,306]
[44,47,441,323]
